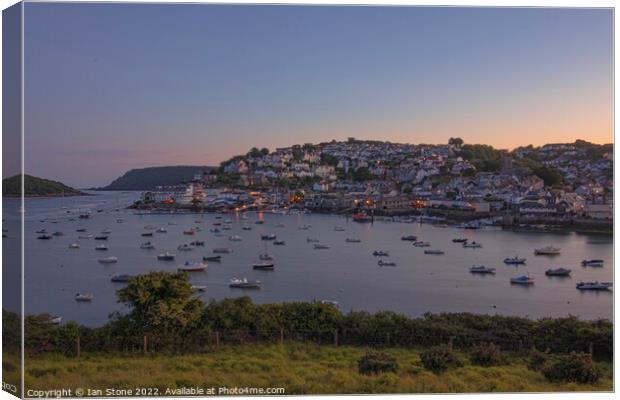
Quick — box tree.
[352,167,372,181]
[116,272,204,335]
[448,137,464,147]
[248,147,262,158]
[533,165,563,187]
[260,148,269,156]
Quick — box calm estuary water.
[3,191,613,326]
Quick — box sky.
[16,4,613,187]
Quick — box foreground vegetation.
[4,343,611,394]
[3,271,613,394]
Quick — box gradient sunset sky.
[22,4,613,187]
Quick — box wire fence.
[29,328,607,360]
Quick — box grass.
[5,342,613,395]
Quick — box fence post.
[280,329,284,344]
[76,336,81,358]
[215,331,220,349]
[143,335,148,354]
[333,329,339,347]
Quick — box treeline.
[2,174,85,197]
[5,272,612,360]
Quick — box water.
[4,192,613,326]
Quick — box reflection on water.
[4,191,613,326]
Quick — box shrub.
[420,344,463,373]
[358,351,398,375]
[541,352,601,384]
[527,347,550,371]
[469,342,503,366]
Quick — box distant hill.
[101,166,215,191]
[3,174,86,197]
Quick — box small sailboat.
[203,255,222,262]
[156,227,167,233]
[141,231,153,237]
[75,293,94,302]
[191,285,207,292]
[373,250,389,257]
[424,249,445,255]
[95,244,108,251]
[314,243,330,249]
[463,241,482,248]
[413,241,430,247]
[177,244,194,251]
[37,234,53,240]
[229,235,243,241]
[190,240,205,246]
[78,234,93,239]
[94,235,109,240]
[183,229,195,235]
[401,235,417,241]
[110,274,133,282]
[452,238,468,243]
[157,252,175,261]
[345,238,361,243]
[504,256,526,265]
[68,243,80,249]
[534,246,561,256]
[307,238,320,243]
[581,259,604,267]
[273,240,286,246]
[213,247,232,254]
[98,256,118,264]
[178,260,207,272]
[469,265,496,274]
[510,275,534,285]
[253,262,275,270]
[378,259,396,267]
[261,234,277,240]
[576,281,612,291]
[334,226,346,232]
[229,278,261,288]
[545,268,571,277]
[140,241,155,250]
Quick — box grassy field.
[5,343,612,395]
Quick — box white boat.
[48,316,62,325]
[156,227,167,233]
[78,234,93,239]
[504,256,526,265]
[177,244,194,251]
[191,285,207,292]
[314,243,330,249]
[75,293,94,302]
[425,249,445,255]
[140,241,155,249]
[545,268,571,276]
[98,256,118,264]
[463,241,482,248]
[157,252,175,261]
[229,278,261,288]
[576,281,612,291]
[510,275,534,285]
[320,300,339,307]
[469,265,496,274]
[298,224,311,230]
[534,246,561,256]
[378,259,396,267]
[178,260,207,272]
[334,226,346,232]
[413,241,430,247]
[68,243,80,249]
[253,262,275,270]
[346,238,361,243]
[581,259,604,267]
[229,235,243,241]
[95,244,108,251]
[259,253,274,261]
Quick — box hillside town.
[134,138,612,231]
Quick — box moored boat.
[469,265,496,274]
[510,275,534,285]
[413,241,431,247]
[75,292,94,302]
[346,238,361,243]
[94,235,109,240]
[37,234,52,240]
[273,240,286,245]
[334,226,346,231]
[213,247,232,254]
[463,241,482,248]
[68,243,80,249]
[545,268,571,277]
[177,244,194,251]
[314,243,330,249]
[98,256,118,264]
[581,259,604,267]
[95,244,108,251]
[203,255,222,262]
[229,235,243,241]
[504,256,526,265]
[157,252,175,261]
[352,212,372,223]
[156,227,167,233]
[452,238,468,243]
[401,235,417,241]
[110,273,133,282]
[261,234,277,240]
[378,259,396,267]
[373,250,389,257]
[534,246,561,256]
[229,278,261,288]
[140,241,155,249]
[178,260,207,272]
[425,249,445,255]
[253,262,275,270]
[576,281,612,291]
